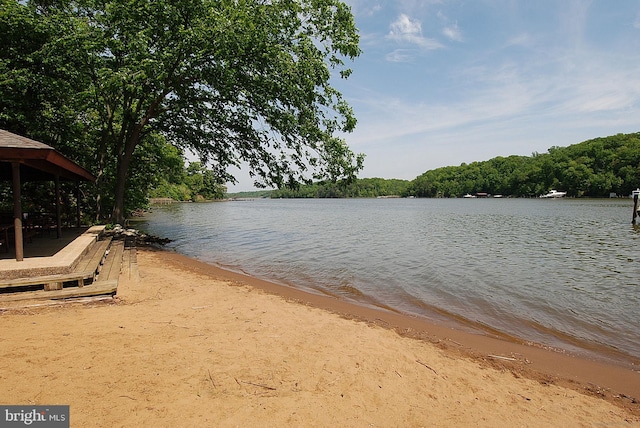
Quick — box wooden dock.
[149,197,176,205]
[0,226,124,304]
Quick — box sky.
[227,0,640,192]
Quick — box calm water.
[139,198,640,365]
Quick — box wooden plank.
[44,282,63,291]
[73,238,112,276]
[120,247,139,282]
[0,280,118,303]
[0,272,87,289]
[97,241,124,281]
[0,238,113,290]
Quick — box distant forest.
[265,132,640,198]
[269,178,411,198]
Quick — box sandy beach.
[1,246,639,427]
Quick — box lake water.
[138,198,640,365]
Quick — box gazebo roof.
[0,129,96,182]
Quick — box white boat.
[462,193,476,198]
[540,190,566,198]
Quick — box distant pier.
[632,189,640,224]
[149,198,176,205]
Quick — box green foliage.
[150,161,227,202]
[225,190,273,199]
[410,132,640,198]
[270,177,411,198]
[149,181,192,202]
[0,0,363,222]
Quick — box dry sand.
[1,247,639,427]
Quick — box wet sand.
[0,247,638,426]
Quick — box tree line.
[266,132,640,198]
[269,178,410,198]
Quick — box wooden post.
[44,281,63,291]
[55,175,62,238]
[11,162,23,261]
[633,189,640,224]
[76,180,81,228]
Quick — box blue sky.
[227,0,640,192]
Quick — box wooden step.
[0,271,87,290]
[0,280,118,303]
[73,237,112,277]
[96,241,124,282]
[0,238,113,290]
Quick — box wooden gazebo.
[0,129,96,261]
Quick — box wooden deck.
[0,226,105,280]
[0,227,88,260]
[0,227,124,304]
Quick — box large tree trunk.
[95,122,112,222]
[111,160,128,224]
[109,97,161,223]
[94,148,107,223]
[111,131,140,224]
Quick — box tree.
[1,0,364,223]
[185,162,226,200]
[150,159,226,201]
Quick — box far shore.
[0,246,638,426]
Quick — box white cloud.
[361,3,382,17]
[504,33,534,48]
[555,66,640,114]
[437,10,463,42]
[387,14,442,49]
[390,13,421,36]
[442,22,463,42]
[385,49,416,63]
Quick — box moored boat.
[540,190,566,198]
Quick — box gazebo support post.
[55,175,62,238]
[11,162,23,261]
[76,180,81,228]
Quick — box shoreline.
[167,249,640,371]
[1,245,639,425]
[275,272,640,371]
[156,247,640,409]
